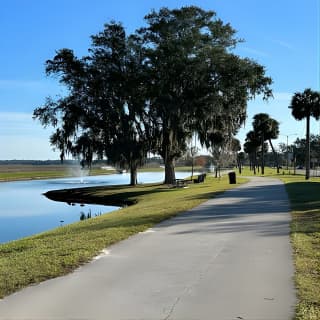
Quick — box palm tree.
[289,89,320,180]
[230,138,242,173]
[244,131,260,174]
[252,113,280,174]
[266,118,280,172]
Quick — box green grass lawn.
[237,165,300,177]
[0,174,247,299]
[280,175,320,320]
[0,164,198,182]
[2,165,319,319]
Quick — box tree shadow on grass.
[149,181,293,238]
[285,181,320,210]
[44,183,177,207]
[284,181,320,234]
[64,181,292,237]
[43,179,320,238]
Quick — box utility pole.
[286,135,289,171]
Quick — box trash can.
[228,171,236,184]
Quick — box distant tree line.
[33,6,272,185]
[242,88,320,179]
[283,135,320,169]
[0,160,76,166]
[245,134,320,173]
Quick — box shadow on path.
[156,177,291,238]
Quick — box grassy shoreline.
[0,164,202,182]
[0,174,246,299]
[0,165,116,182]
[1,167,319,319]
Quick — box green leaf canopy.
[33,6,273,184]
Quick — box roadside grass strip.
[0,175,246,298]
[239,167,320,319]
[280,176,320,320]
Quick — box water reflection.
[0,171,190,243]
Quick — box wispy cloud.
[272,39,294,51]
[0,79,62,94]
[0,111,56,160]
[239,47,269,58]
[0,80,65,111]
[0,111,50,136]
[0,111,32,121]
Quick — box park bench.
[173,178,188,188]
[193,173,206,183]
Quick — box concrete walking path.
[0,176,296,319]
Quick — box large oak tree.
[138,7,272,183]
[33,23,150,185]
[34,6,272,185]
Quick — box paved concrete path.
[0,176,296,320]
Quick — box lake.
[0,171,191,243]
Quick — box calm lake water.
[0,171,190,243]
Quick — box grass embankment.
[0,164,201,182]
[133,166,203,173]
[0,164,116,181]
[238,166,320,319]
[238,166,296,177]
[280,176,320,320]
[0,174,246,299]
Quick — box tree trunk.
[268,139,280,173]
[253,151,257,175]
[306,115,310,180]
[130,163,138,186]
[237,155,242,174]
[164,158,176,184]
[161,128,177,184]
[191,157,194,181]
[261,133,265,175]
[238,159,242,174]
[249,156,253,171]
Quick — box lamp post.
[286,135,289,170]
[281,133,297,170]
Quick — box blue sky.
[0,0,319,160]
